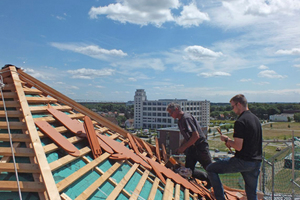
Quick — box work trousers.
[207,156,261,200]
[185,142,212,188]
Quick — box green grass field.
[208,121,300,159]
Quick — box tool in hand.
[217,128,233,154]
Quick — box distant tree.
[295,113,300,122]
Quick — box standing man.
[207,94,262,200]
[166,102,212,188]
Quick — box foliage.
[211,102,300,120]
[295,113,300,122]
[81,103,134,119]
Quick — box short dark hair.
[166,102,182,112]
[230,94,248,107]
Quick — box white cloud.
[207,0,300,30]
[258,65,268,69]
[24,68,53,80]
[128,77,137,81]
[276,48,300,55]
[67,68,115,79]
[254,82,270,85]
[258,70,287,79]
[294,64,300,68]
[89,0,178,27]
[69,86,79,90]
[198,71,231,78]
[175,3,210,27]
[240,78,251,82]
[50,43,127,60]
[244,0,300,16]
[95,85,105,88]
[89,0,209,27]
[183,45,223,61]
[113,57,165,71]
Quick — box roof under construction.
[0,65,250,200]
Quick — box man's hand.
[176,146,186,154]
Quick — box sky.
[1,0,300,103]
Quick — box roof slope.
[0,65,214,200]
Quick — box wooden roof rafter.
[8,66,61,199]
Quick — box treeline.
[81,102,300,122]
[211,102,300,120]
[80,103,134,119]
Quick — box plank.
[23,87,43,95]
[0,92,17,98]
[0,163,40,173]
[0,101,20,107]
[0,133,31,142]
[184,188,189,200]
[34,113,85,124]
[10,66,61,200]
[56,152,110,192]
[129,170,150,200]
[162,178,174,200]
[106,163,140,199]
[147,177,160,200]
[0,181,45,192]
[26,96,57,104]
[43,136,83,154]
[0,121,27,129]
[174,184,181,200]
[0,147,35,157]
[0,110,23,117]
[30,105,72,114]
[0,142,21,163]
[61,193,73,200]
[49,147,91,171]
[75,160,124,200]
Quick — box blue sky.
[1,0,300,103]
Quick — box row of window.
[143,117,173,123]
[141,101,206,106]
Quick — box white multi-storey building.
[133,89,210,129]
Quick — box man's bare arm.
[177,131,200,153]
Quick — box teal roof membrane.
[0,172,34,182]
[124,170,142,190]
[0,192,39,200]
[63,170,101,199]
[89,181,115,200]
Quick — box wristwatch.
[224,137,228,143]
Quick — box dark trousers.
[185,142,212,188]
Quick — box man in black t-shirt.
[166,103,212,188]
[207,94,262,200]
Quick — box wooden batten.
[0,110,23,117]
[0,163,40,173]
[56,152,110,192]
[0,181,46,192]
[9,66,61,199]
